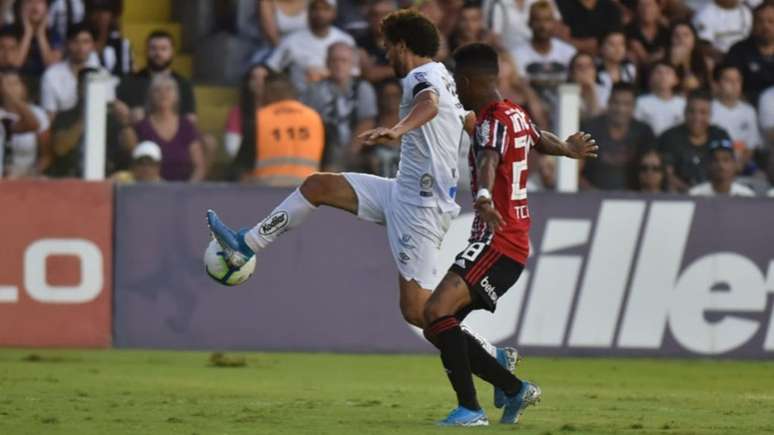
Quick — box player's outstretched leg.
[207,173,357,268]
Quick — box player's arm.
[534,130,598,159]
[360,89,439,145]
[474,148,505,232]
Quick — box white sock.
[244,188,317,252]
[460,324,498,358]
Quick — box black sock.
[424,316,480,411]
[464,333,523,396]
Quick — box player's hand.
[359,127,401,146]
[566,131,598,159]
[475,198,504,233]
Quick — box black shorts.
[448,241,525,314]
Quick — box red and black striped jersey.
[468,100,541,264]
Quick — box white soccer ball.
[203,239,256,286]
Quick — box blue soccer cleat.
[500,381,541,424]
[437,406,489,427]
[206,209,254,268]
[494,347,521,408]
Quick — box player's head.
[380,9,440,78]
[452,42,499,110]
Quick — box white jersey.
[396,62,467,214]
[711,99,763,150]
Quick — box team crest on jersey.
[477,119,491,146]
[259,211,289,236]
[420,173,435,190]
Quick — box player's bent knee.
[423,299,452,326]
[299,173,334,206]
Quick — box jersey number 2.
[511,134,529,201]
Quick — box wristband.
[475,188,492,202]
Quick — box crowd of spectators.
[0,0,772,198]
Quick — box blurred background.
[0,0,773,359]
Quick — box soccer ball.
[203,239,256,286]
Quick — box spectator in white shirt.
[693,0,753,53]
[635,61,686,135]
[711,63,763,174]
[513,0,576,120]
[40,22,102,118]
[689,139,756,196]
[483,0,563,51]
[261,0,355,93]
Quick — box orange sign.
[0,181,113,347]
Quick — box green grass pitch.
[1,349,773,435]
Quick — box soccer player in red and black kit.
[422,43,598,426]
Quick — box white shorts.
[343,173,455,289]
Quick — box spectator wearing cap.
[303,42,376,172]
[40,22,105,119]
[86,0,131,76]
[688,140,755,196]
[112,140,162,183]
[580,82,655,190]
[356,0,396,84]
[657,90,733,192]
[261,0,355,93]
[725,3,774,104]
[692,0,752,54]
[116,30,196,124]
[11,0,63,78]
[556,0,622,55]
[711,64,763,174]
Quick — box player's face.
[385,40,408,78]
[453,71,473,110]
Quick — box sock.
[460,324,498,359]
[244,188,317,252]
[424,316,480,411]
[464,333,523,396]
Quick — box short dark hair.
[147,30,175,46]
[713,63,741,82]
[598,28,625,47]
[67,22,96,41]
[687,88,712,104]
[753,1,774,17]
[453,43,499,76]
[461,0,483,10]
[610,81,637,97]
[0,26,18,41]
[380,10,439,58]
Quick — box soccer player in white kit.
[207,9,518,391]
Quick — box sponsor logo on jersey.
[258,211,289,236]
[455,259,466,268]
[398,252,411,264]
[420,173,434,197]
[480,276,498,303]
[413,72,427,82]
